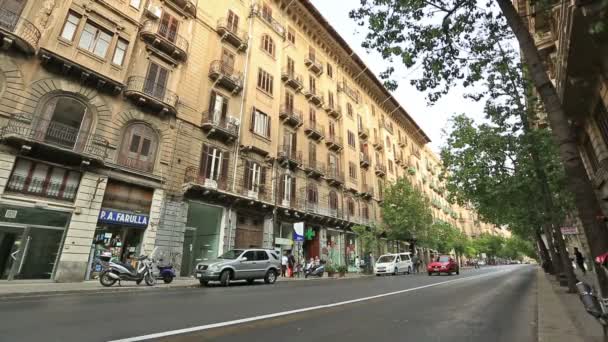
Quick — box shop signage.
[305,228,316,240]
[293,232,304,242]
[98,209,149,227]
[293,222,304,242]
[560,227,578,235]
[275,238,293,246]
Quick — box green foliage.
[380,178,433,246]
[472,233,505,258]
[352,225,382,255]
[325,264,337,273]
[337,265,348,273]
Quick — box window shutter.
[266,116,271,137]
[250,109,256,132]
[290,177,296,203]
[221,97,228,121]
[260,166,267,194]
[221,151,230,188]
[199,144,209,179]
[243,160,251,190]
[277,173,285,200]
[208,91,216,118]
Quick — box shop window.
[117,123,158,173]
[6,159,81,201]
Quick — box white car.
[374,253,414,276]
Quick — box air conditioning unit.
[204,179,218,189]
[282,199,290,207]
[247,190,259,200]
[146,4,162,19]
[228,116,240,126]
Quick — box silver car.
[195,249,281,287]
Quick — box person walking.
[288,252,296,278]
[574,247,586,275]
[281,251,288,277]
[412,254,419,274]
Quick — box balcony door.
[0,0,26,31]
[283,130,296,157]
[38,96,90,152]
[208,91,228,124]
[227,10,239,33]
[308,142,316,169]
[144,62,169,100]
[159,12,179,43]
[328,153,339,174]
[221,49,235,74]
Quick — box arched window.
[329,190,339,210]
[261,34,275,57]
[347,197,356,217]
[306,182,318,204]
[118,123,159,172]
[38,96,91,151]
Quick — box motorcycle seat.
[114,261,136,274]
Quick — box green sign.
[305,227,316,240]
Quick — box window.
[287,26,295,44]
[279,173,295,204]
[378,179,383,198]
[357,114,363,131]
[208,91,228,123]
[112,38,128,66]
[200,145,229,185]
[388,160,394,173]
[7,159,81,201]
[285,91,294,112]
[129,0,142,9]
[349,162,357,179]
[583,135,599,173]
[251,108,271,137]
[347,103,353,117]
[118,124,159,172]
[327,63,333,78]
[309,76,316,94]
[61,12,81,41]
[386,137,391,150]
[257,68,274,95]
[309,107,316,124]
[329,121,336,138]
[78,22,112,58]
[361,204,369,220]
[244,161,265,193]
[371,105,376,117]
[144,62,169,99]
[261,34,275,57]
[328,91,335,109]
[309,142,317,165]
[287,57,295,75]
[255,251,269,261]
[159,12,180,44]
[308,46,316,62]
[329,191,339,210]
[307,183,318,204]
[347,197,355,217]
[347,131,356,148]
[227,10,240,33]
[261,3,273,21]
[595,102,608,148]
[241,251,256,261]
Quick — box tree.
[380,178,434,247]
[351,0,608,294]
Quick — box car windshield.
[377,255,395,263]
[218,250,244,259]
[437,256,450,263]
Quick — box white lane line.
[109,268,513,342]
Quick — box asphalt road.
[0,265,537,342]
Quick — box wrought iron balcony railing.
[125,76,179,114]
[0,8,40,54]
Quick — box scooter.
[305,263,325,278]
[99,255,156,287]
[157,263,176,284]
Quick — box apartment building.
[0,0,499,282]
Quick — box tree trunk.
[543,222,562,277]
[552,224,578,292]
[497,0,608,296]
[536,230,554,274]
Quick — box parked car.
[374,253,413,276]
[195,249,281,287]
[427,255,459,276]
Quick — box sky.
[309,0,486,152]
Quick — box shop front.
[0,204,71,280]
[345,232,357,272]
[88,181,153,278]
[180,201,223,276]
[326,229,345,266]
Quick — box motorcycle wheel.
[99,271,117,287]
[145,272,156,286]
[163,276,173,284]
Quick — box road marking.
[109,268,514,342]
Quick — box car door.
[255,251,271,278]
[235,250,257,279]
[400,254,410,271]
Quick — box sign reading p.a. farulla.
[98,208,149,227]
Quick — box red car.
[428,255,459,275]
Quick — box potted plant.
[326,264,336,277]
[337,265,348,277]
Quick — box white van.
[374,253,413,276]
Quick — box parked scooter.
[157,262,176,284]
[99,255,156,287]
[305,262,325,278]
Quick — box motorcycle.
[305,263,325,278]
[99,255,156,287]
[157,262,176,284]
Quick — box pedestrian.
[355,255,360,273]
[288,252,296,278]
[281,251,288,277]
[574,247,586,275]
[368,252,374,274]
[412,254,419,274]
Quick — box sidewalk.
[0,273,371,298]
[537,268,605,342]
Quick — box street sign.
[293,232,304,242]
[560,227,578,235]
[293,222,304,241]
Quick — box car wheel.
[247,279,255,285]
[376,274,381,277]
[199,279,209,287]
[407,266,412,275]
[220,270,231,287]
[264,269,277,284]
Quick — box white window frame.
[250,162,262,192]
[207,148,223,182]
[129,0,142,9]
[112,38,128,66]
[253,109,270,137]
[78,22,113,58]
[61,12,81,42]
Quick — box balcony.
[325,103,342,119]
[208,60,244,94]
[279,106,303,128]
[398,138,407,148]
[166,0,197,18]
[304,56,323,75]
[358,127,369,140]
[0,114,108,164]
[216,18,248,51]
[304,90,324,107]
[375,164,387,177]
[359,152,371,168]
[234,180,272,204]
[325,134,343,152]
[281,69,304,91]
[303,160,325,178]
[304,121,324,141]
[0,8,40,55]
[360,184,374,199]
[372,136,384,151]
[140,20,189,62]
[183,166,230,193]
[256,8,285,38]
[325,168,345,186]
[395,154,404,166]
[124,76,178,116]
[201,111,239,143]
[338,81,360,103]
[277,145,302,168]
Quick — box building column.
[141,188,164,256]
[263,215,274,249]
[55,173,107,282]
[220,207,236,255]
